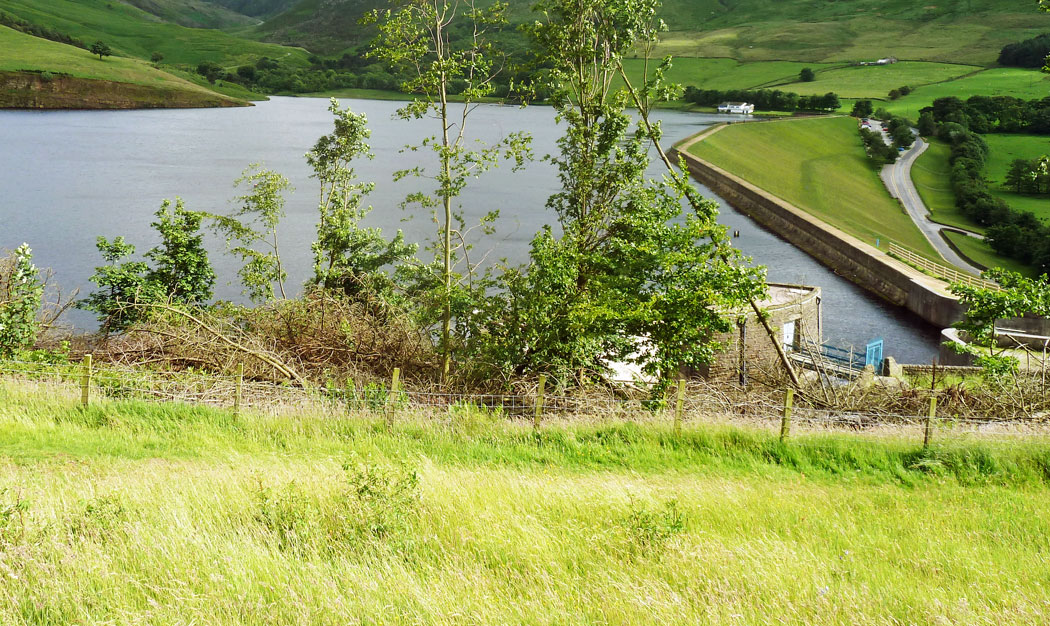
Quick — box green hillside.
[0,24,248,107]
[120,0,256,29]
[242,0,1050,64]
[0,0,310,67]
[688,117,941,260]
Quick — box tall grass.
[1,380,1049,624]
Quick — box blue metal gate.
[865,338,884,369]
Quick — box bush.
[0,244,43,358]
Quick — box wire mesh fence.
[1,358,1049,446]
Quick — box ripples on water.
[0,97,939,362]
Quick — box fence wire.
[2,359,1049,445]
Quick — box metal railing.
[887,242,999,290]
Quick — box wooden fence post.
[924,395,937,449]
[80,354,92,408]
[386,367,401,423]
[780,388,794,442]
[234,363,244,416]
[533,375,546,431]
[674,378,686,436]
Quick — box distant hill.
[0,25,247,108]
[119,0,256,29]
[0,0,311,67]
[6,0,1050,66]
[240,0,1050,64]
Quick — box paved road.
[880,136,985,276]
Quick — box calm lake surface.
[0,97,940,362]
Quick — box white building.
[717,102,755,114]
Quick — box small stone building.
[695,283,822,383]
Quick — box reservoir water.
[0,97,940,362]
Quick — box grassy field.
[982,133,1050,223]
[687,117,940,260]
[620,58,839,92]
[649,2,1050,65]
[0,25,243,100]
[0,0,310,68]
[780,62,981,100]
[1,378,1050,624]
[943,230,1037,277]
[883,68,1050,120]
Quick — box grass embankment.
[1,379,1050,624]
[0,26,248,108]
[0,25,240,100]
[911,138,979,232]
[0,0,309,67]
[687,116,940,260]
[942,230,1036,277]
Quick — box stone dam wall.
[670,126,965,329]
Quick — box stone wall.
[699,284,822,383]
[670,127,965,329]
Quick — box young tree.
[486,0,765,386]
[146,199,215,305]
[799,67,815,82]
[82,199,214,330]
[90,40,111,61]
[364,0,531,379]
[208,164,292,302]
[80,236,160,331]
[917,111,937,137]
[0,244,44,357]
[307,98,415,299]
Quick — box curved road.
[880,136,985,275]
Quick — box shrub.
[0,244,43,358]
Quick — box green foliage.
[209,164,291,302]
[253,457,420,554]
[484,0,764,385]
[70,495,127,542]
[307,98,415,299]
[196,60,222,83]
[146,199,215,305]
[81,236,156,331]
[82,199,214,330]
[89,39,111,60]
[799,67,815,82]
[951,269,1050,347]
[0,244,43,358]
[851,99,873,118]
[365,1,531,373]
[917,111,937,136]
[0,488,28,548]
[621,498,684,550]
